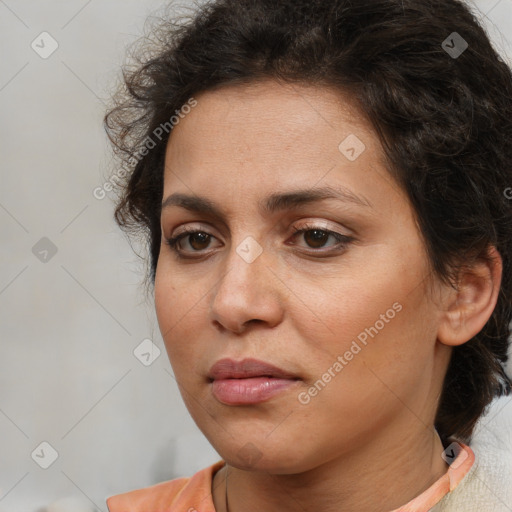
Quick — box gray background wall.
[0,1,511,511]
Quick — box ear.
[437,246,503,347]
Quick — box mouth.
[208,358,301,405]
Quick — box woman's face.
[155,80,451,473]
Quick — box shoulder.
[434,395,512,512]
[106,460,225,512]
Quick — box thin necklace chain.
[224,465,229,512]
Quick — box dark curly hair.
[104,0,512,444]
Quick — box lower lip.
[211,377,300,405]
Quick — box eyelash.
[164,223,354,259]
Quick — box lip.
[208,357,299,380]
[208,358,301,405]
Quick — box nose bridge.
[216,233,266,300]
[210,233,281,332]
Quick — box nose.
[210,239,284,335]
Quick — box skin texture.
[154,80,502,512]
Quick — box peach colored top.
[106,442,475,512]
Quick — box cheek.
[295,242,434,379]
[301,257,412,337]
[154,266,205,369]
[292,283,434,441]
[154,269,175,335]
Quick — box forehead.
[162,79,404,218]
[167,79,377,156]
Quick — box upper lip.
[208,358,299,380]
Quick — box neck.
[213,427,449,512]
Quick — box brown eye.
[303,229,330,249]
[165,229,217,254]
[164,225,354,260]
[187,232,211,251]
[292,225,353,252]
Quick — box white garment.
[432,395,512,512]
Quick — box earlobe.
[437,246,503,347]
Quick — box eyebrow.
[161,185,373,219]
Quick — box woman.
[103,0,512,510]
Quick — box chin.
[214,439,316,474]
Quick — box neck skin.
[212,422,449,512]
